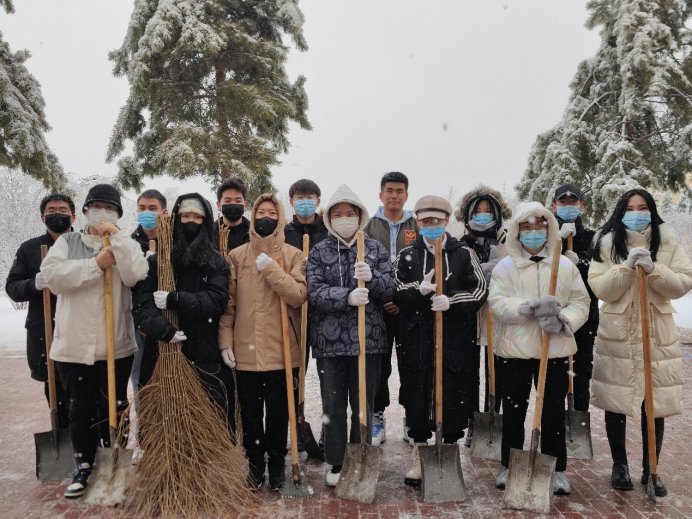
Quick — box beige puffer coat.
[218,194,307,372]
[588,224,692,418]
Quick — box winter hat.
[553,183,582,202]
[414,195,453,220]
[82,184,123,217]
[178,197,206,217]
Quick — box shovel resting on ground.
[35,244,75,481]
[470,313,503,461]
[335,231,380,504]
[83,234,132,506]
[503,239,562,515]
[419,236,467,503]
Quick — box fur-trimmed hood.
[455,184,512,224]
[506,202,560,266]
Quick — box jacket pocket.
[651,301,678,347]
[598,302,630,342]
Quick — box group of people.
[6,171,691,502]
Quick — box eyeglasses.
[419,218,445,227]
[519,222,548,232]
[44,208,72,215]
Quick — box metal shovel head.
[503,447,556,515]
[645,473,657,505]
[281,473,314,499]
[82,447,133,507]
[334,442,380,504]
[34,429,75,481]
[565,409,593,459]
[297,419,325,462]
[469,410,503,461]
[419,444,467,503]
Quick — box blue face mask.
[519,230,548,250]
[472,213,494,226]
[137,210,158,230]
[556,205,581,222]
[420,226,446,241]
[622,211,651,232]
[294,199,317,218]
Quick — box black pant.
[605,403,664,471]
[483,349,502,414]
[572,323,596,411]
[469,347,503,418]
[375,311,400,414]
[56,356,133,467]
[498,357,569,472]
[43,375,70,429]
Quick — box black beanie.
[82,184,123,217]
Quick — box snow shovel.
[470,313,502,461]
[503,239,561,515]
[83,234,132,506]
[419,236,467,503]
[35,244,75,481]
[296,234,324,462]
[335,231,380,504]
[638,265,658,505]
[564,235,593,459]
[277,259,313,498]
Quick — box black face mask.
[255,216,278,237]
[221,204,245,222]
[44,213,72,233]
[182,221,202,241]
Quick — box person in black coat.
[5,194,76,428]
[284,179,329,251]
[393,195,488,487]
[551,184,599,411]
[213,178,251,254]
[132,193,235,431]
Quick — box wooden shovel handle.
[103,234,118,429]
[149,239,156,253]
[638,266,657,476]
[40,245,57,412]
[357,232,367,432]
[434,236,444,425]
[299,234,309,406]
[566,233,575,396]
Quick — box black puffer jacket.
[284,214,329,252]
[213,216,250,253]
[131,224,158,255]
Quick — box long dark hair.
[592,188,664,263]
[172,215,216,273]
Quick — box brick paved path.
[2,348,691,518]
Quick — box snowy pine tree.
[107,0,311,194]
[517,0,692,224]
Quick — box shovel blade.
[82,447,133,507]
[281,474,314,499]
[335,443,380,504]
[34,429,75,481]
[504,448,556,515]
[645,473,657,505]
[565,410,593,459]
[419,444,466,503]
[469,411,503,461]
[296,419,325,462]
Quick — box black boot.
[247,458,265,491]
[641,471,667,497]
[641,409,666,497]
[611,462,633,491]
[64,463,92,498]
[268,456,286,492]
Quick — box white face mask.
[331,216,359,239]
[87,207,119,229]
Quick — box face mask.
[87,207,118,229]
[255,216,278,237]
[221,204,245,222]
[471,213,494,226]
[556,205,581,222]
[137,210,158,230]
[331,217,359,239]
[622,211,651,232]
[519,230,548,250]
[181,221,202,241]
[419,226,446,241]
[294,199,317,218]
[44,213,72,233]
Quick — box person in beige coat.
[218,193,307,492]
[588,188,692,496]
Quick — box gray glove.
[626,246,650,269]
[564,250,579,266]
[518,295,562,319]
[481,259,500,283]
[539,313,573,337]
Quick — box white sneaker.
[554,471,572,494]
[325,467,341,487]
[372,412,386,447]
[402,417,413,446]
[496,466,508,489]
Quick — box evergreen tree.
[517,0,692,224]
[0,2,67,191]
[107,0,311,192]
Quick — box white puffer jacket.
[588,224,692,418]
[488,202,590,359]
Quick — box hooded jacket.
[588,224,692,418]
[218,194,307,371]
[307,185,395,357]
[364,206,419,261]
[487,202,590,360]
[131,193,230,366]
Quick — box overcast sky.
[3,1,601,213]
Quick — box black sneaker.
[64,463,91,498]
[611,462,634,491]
[268,458,285,492]
[641,472,668,497]
[247,459,265,491]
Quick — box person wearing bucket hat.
[393,195,488,487]
[82,184,124,218]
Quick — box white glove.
[635,254,655,274]
[564,250,579,266]
[256,253,272,271]
[169,330,187,343]
[419,269,437,296]
[221,348,236,368]
[154,291,169,309]
[35,272,49,291]
[354,261,372,282]
[347,287,370,306]
[560,223,577,239]
[626,246,651,270]
[145,250,155,259]
[431,294,450,312]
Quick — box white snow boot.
[404,443,425,487]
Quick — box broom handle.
[149,239,156,253]
[638,266,657,477]
[103,234,117,430]
[434,237,444,427]
[40,245,57,413]
[299,234,309,406]
[278,259,299,468]
[566,235,575,402]
[532,240,562,430]
[486,313,495,399]
[357,232,367,443]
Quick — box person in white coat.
[488,202,589,495]
[41,184,149,498]
[588,188,692,497]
